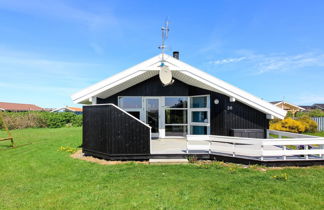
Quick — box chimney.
[173,51,179,60]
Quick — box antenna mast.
[159,20,169,62]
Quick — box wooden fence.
[83,104,151,160]
[312,117,324,131]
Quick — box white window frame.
[118,96,144,121]
[164,96,189,138]
[189,95,210,135]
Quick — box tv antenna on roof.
[159,20,170,61]
[158,19,174,86]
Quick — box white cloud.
[208,52,324,74]
[209,56,247,65]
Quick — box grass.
[0,128,324,209]
[305,131,324,137]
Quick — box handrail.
[186,134,324,160]
[268,129,317,138]
[84,103,151,129]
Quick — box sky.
[0,0,324,108]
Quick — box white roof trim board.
[71,54,287,119]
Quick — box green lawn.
[0,128,324,209]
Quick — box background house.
[51,106,82,115]
[0,102,44,112]
[271,101,305,116]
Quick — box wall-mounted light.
[214,99,219,104]
[229,97,236,102]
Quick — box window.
[192,111,208,123]
[119,97,142,109]
[127,111,140,119]
[190,126,207,135]
[165,97,188,108]
[190,96,207,108]
[165,97,188,137]
[189,95,210,135]
[166,125,187,137]
[118,96,143,121]
[165,110,187,124]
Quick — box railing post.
[260,144,264,161]
[305,145,309,160]
[186,139,189,154]
[232,142,236,157]
[320,144,324,158]
[283,145,286,160]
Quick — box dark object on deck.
[83,104,151,159]
[230,129,266,139]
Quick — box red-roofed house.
[0,102,44,112]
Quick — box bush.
[0,112,82,130]
[295,109,324,118]
[270,117,318,133]
[270,118,306,133]
[298,116,317,133]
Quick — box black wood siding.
[83,105,150,157]
[97,75,269,138]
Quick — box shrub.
[0,112,82,130]
[295,109,324,118]
[270,118,306,133]
[270,117,318,133]
[298,116,317,133]
[187,155,198,163]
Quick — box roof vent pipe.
[173,51,179,60]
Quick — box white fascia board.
[163,54,287,119]
[71,54,164,103]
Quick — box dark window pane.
[127,111,140,119]
[190,96,207,108]
[165,97,188,108]
[191,126,207,135]
[146,99,159,133]
[192,111,208,123]
[166,126,187,136]
[165,110,187,124]
[119,97,142,109]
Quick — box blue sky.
[0,0,324,108]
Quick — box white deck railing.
[186,130,324,161]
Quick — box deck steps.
[149,158,188,164]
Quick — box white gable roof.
[71,54,286,119]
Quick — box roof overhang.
[273,101,305,111]
[71,54,287,119]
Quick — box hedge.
[0,112,82,130]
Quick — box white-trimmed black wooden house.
[72,53,286,160]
